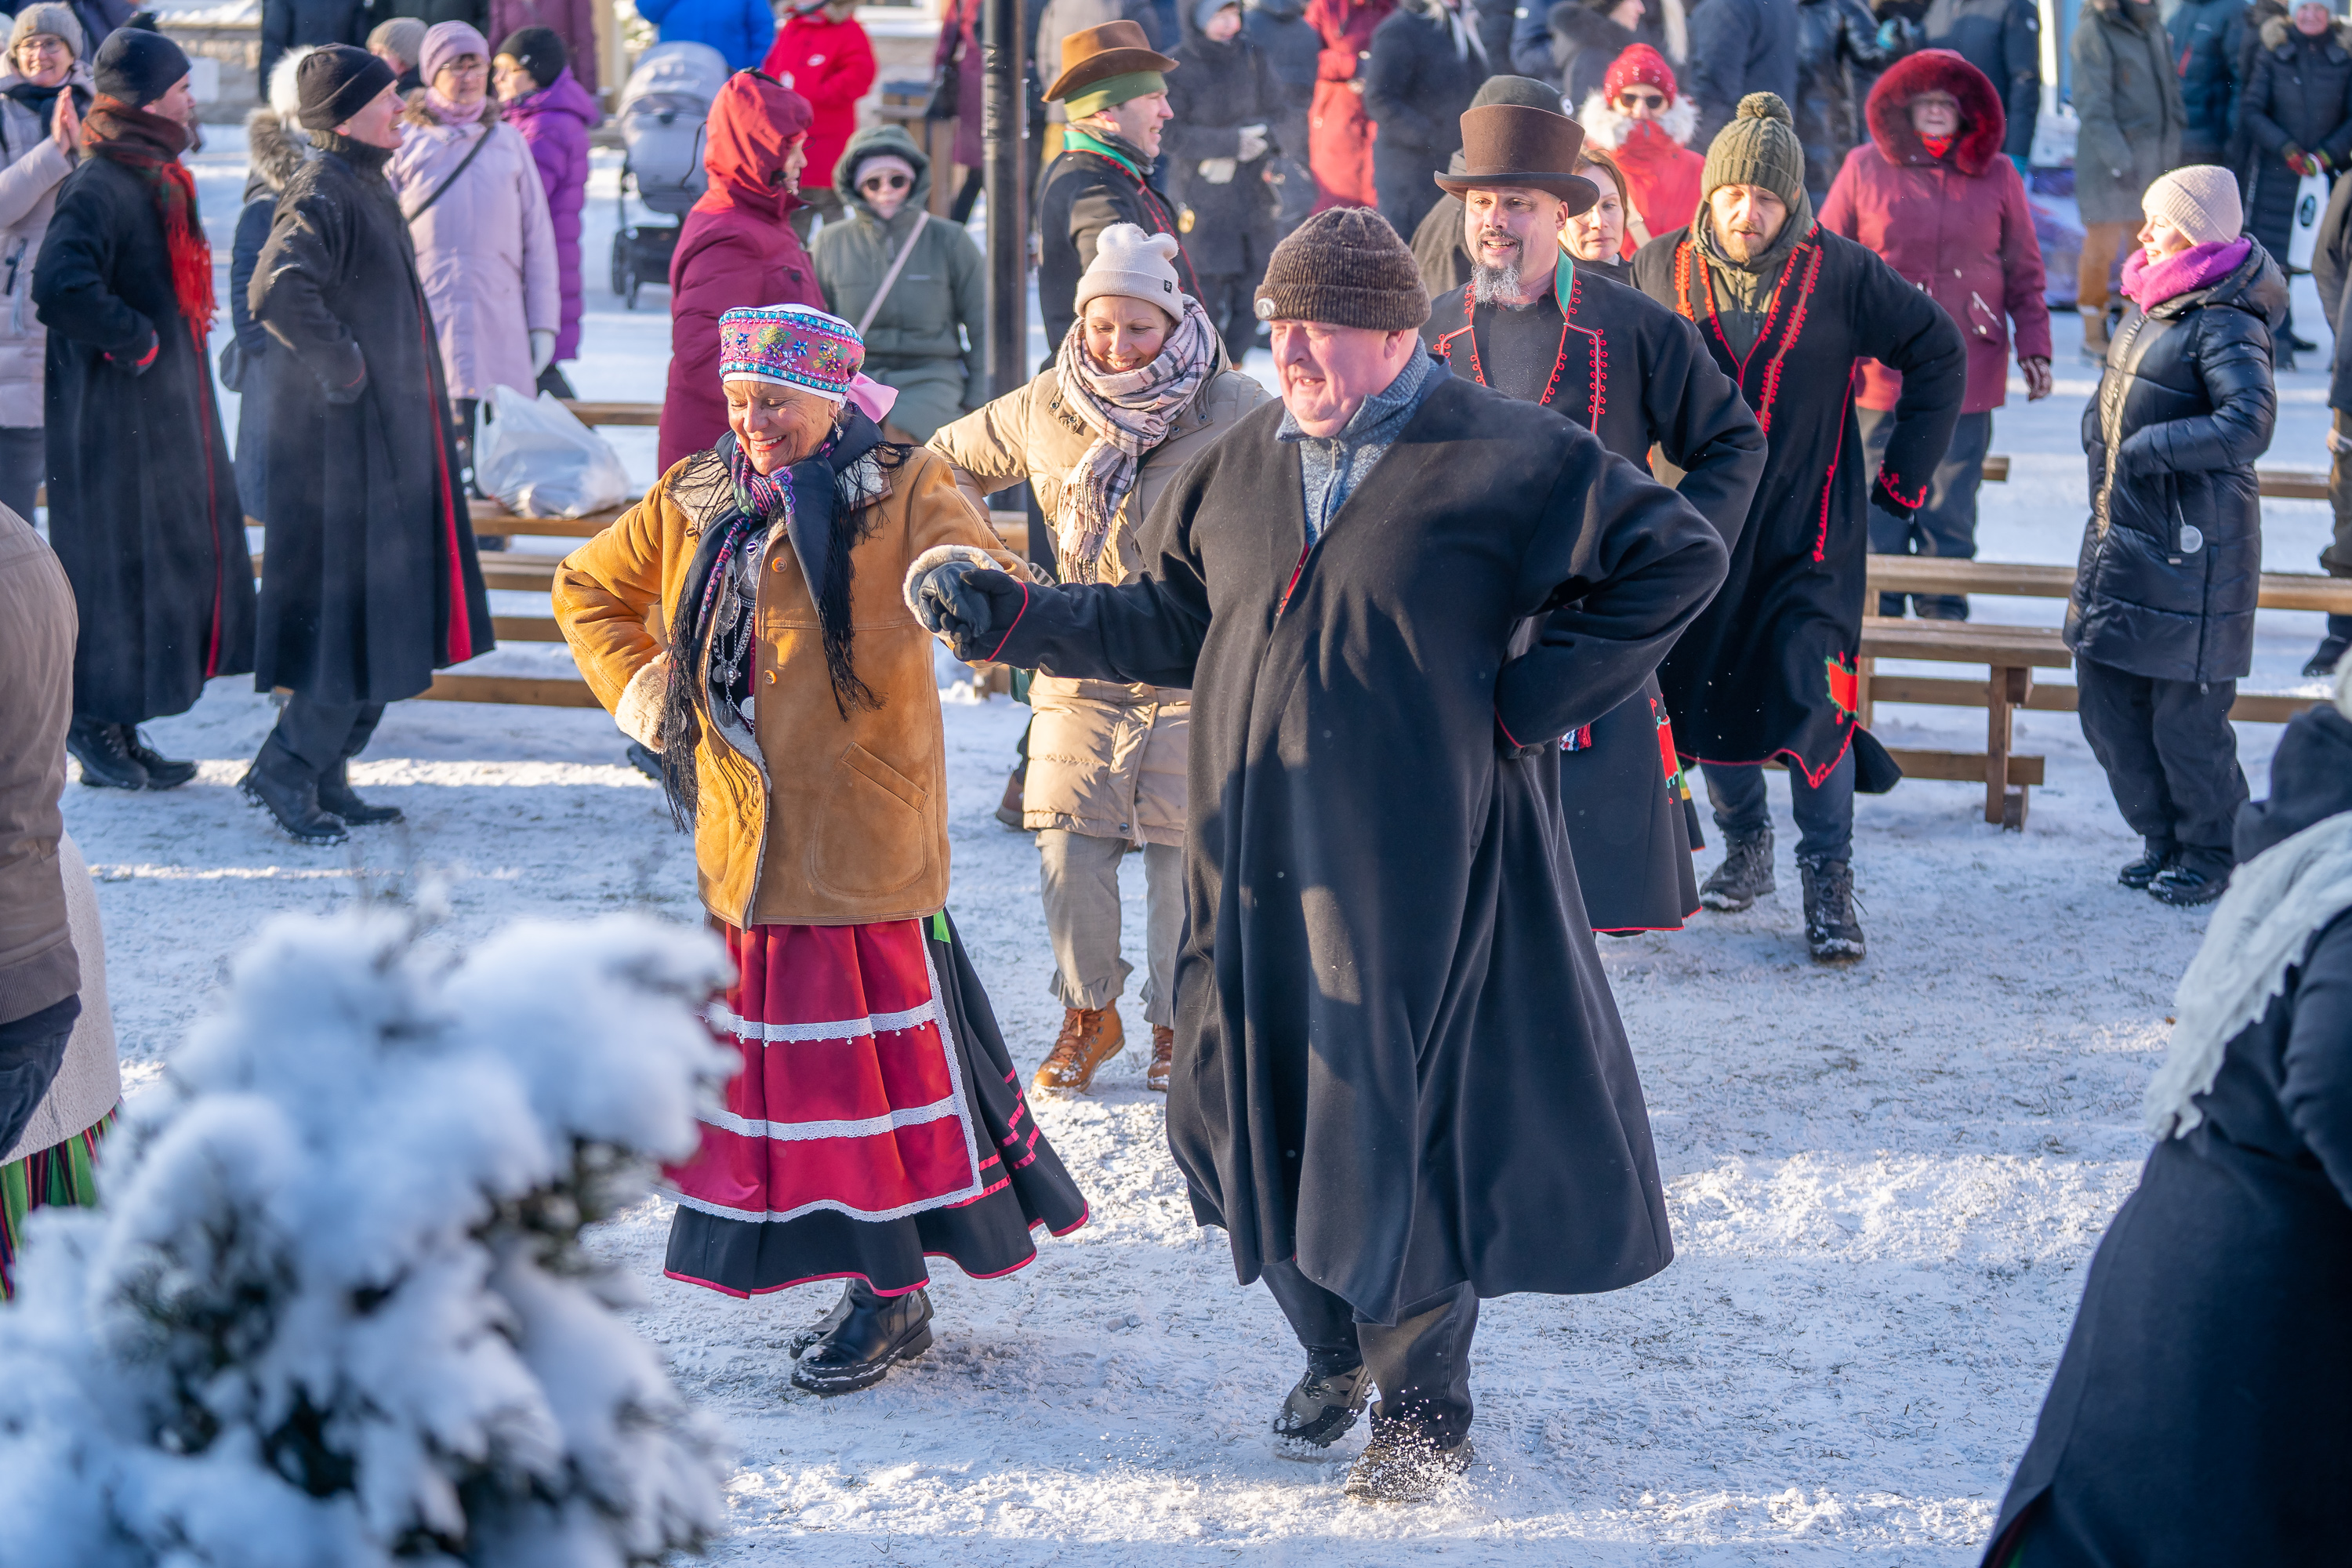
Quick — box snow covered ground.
[49,132,2346,1562]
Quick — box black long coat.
[1633,223,1964,784]
[986,371,1729,1323]
[1424,263,1765,931]
[249,145,493,706]
[2240,20,2352,256]
[1359,0,1490,238]
[34,156,254,726]
[1163,13,1286,278]
[1981,702,2352,1566]
[2068,239,2281,687]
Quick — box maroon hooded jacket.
[1819,48,2052,415]
[659,71,826,473]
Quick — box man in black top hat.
[1422,102,1764,936]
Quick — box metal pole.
[982,0,1026,401]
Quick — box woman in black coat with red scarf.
[34,27,252,793]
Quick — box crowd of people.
[0,0,2346,1549]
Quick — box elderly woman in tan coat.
[554,305,1087,1398]
[930,223,1269,1097]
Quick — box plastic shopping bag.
[477,386,634,517]
[2289,170,2327,271]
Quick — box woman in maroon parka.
[1821,48,2053,621]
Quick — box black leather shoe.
[2288,330,2319,354]
[789,1283,933,1394]
[1272,1362,1373,1457]
[67,715,147,789]
[787,1282,855,1359]
[2149,861,2230,907]
[2118,841,2176,889]
[2305,635,2348,677]
[240,738,347,845]
[625,742,663,782]
[318,761,402,825]
[119,724,196,789]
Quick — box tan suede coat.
[554,442,1019,926]
[0,504,77,1025]
[929,365,1270,846]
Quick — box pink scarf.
[2122,236,2251,309]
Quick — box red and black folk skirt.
[664,909,1089,1298]
[1559,673,1704,935]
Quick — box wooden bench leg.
[1987,664,2031,829]
[1857,654,1875,731]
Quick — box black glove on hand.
[913,560,1027,662]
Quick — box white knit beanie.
[1074,223,1186,319]
[2143,165,2244,249]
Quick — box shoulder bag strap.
[855,210,932,336]
[402,125,496,223]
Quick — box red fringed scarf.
[81,98,214,341]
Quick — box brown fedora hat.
[1434,103,1599,215]
[1044,20,1179,103]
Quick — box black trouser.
[1192,271,1262,366]
[0,425,42,524]
[1260,1256,1479,1446]
[1860,406,1991,620]
[1705,746,1856,863]
[2074,655,2247,870]
[0,994,80,1158]
[270,692,387,776]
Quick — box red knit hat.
[1602,44,1676,107]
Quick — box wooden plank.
[558,400,662,426]
[1864,557,2352,612]
[1980,454,2009,482]
[468,499,622,537]
[481,559,559,591]
[1976,459,2325,498]
[492,615,564,643]
[418,673,602,708]
[1884,748,2045,786]
[1858,616,2074,667]
[1864,673,2321,724]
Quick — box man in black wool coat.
[1632,91,1963,965]
[245,45,494,846]
[907,207,1726,1504]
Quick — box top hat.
[1433,103,1600,214]
[1044,19,1179,103]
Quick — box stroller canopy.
[619,42,733,216]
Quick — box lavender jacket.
[503,68,595,362]
[388,94,559,403]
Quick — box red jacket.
[659,73,826,472]
[760,9,877,191]
[1819,49,2052,415]
[1304,0,1392,209]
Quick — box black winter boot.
[787,1281,855,1358]
[625,742,662,782]
[239,736,347,846]
[2149,851,2231,907]
[1343,1416,1475,1504]
[317,761,402,825]
[1271,1362,1373,1457]
[1700,827,1775,912]
[789,1281,933,1394]
[2118,840,2176,890]
[118,725,196,788]
[2306,620,2349,677]
[1798,856,1865,964]
[67,715,147,789]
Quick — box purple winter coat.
[504,68,596,361]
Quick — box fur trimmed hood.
[1864,47,2006,176]
[2260,15,2352,55]
[244,106,310,196]
[1578,87,1697,151]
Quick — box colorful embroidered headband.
[719,305,866,403]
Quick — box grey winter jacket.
[0,63,89,430]
[2069,0,2183,226]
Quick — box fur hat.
[8,4,85,63]
[1700,92,1806,209]
[1252,206,1429,331]
[1075,223,1188,318]
[91,24,185,106]
[366,16,426,69]
[2143,165,2244,248]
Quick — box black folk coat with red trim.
[1422,263,1765,931]
[34,154,255,725]
[978,372,1727,1323]
[1632,223,1965,782]
[250,144,494,706]
[1036,141,1201,358]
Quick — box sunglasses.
[1617,90,1665,109]
[860,172,912,192]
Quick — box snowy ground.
[48,134,2347,1562]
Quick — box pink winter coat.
[488,0,601,96]
[1819,49,2051,415]
[390,95,561,405]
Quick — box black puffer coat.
[1980,697,2352,1568]
[1795,0,1903,195]
[1685,0,1799,143]
[2239,17,2352,257]
[1546,0,1639,105]
[1360,0,1490,237]
[2067,239,2283,686]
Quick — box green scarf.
[1065,125,1148,179]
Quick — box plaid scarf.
[1051,295,1215,583]
[82,98,213,343]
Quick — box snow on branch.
[0,908,739,1568]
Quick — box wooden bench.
[1974,458,2329,500]
[1857,617,2071,829]
[1867,557,2352,613]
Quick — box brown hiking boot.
[1034,1006,1123,1094]
[1146,1025,1174,1093]
[994,762,1027,829]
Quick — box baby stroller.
[610,42,730,310]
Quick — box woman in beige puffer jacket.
[930,224,1269,1098]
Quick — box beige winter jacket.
[929,365,1270,845]
[0,503,75,1027]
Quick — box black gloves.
[912,558,1028,662]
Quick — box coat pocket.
[812,742,932,900]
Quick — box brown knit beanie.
[1253,207,1430,330]
[1700,92,1807,209]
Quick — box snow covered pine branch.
[0,908,738,1567]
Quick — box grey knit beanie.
[9,4,85,61]
[1700,92,1807,209]
[2142,165,2243,248]
[1253,207,1430,330]
[368,16,428,69]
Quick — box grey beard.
[1469,262,1536,308]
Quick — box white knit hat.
[1074,223,1187,318]
[2143,165,2244,249]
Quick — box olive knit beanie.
[1253,206,1430,330]
[1700,92,1806,209]
[2142,165,2243,248]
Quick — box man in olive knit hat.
[908,204,1726,1503]
[1632,92,1965,964]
